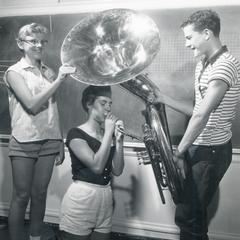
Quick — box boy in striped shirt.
[156,9,240,240]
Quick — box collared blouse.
[4,58,62,142]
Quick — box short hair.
[81,85,112,112]
[17,23,48,40]
[180,10,220,37]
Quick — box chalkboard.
[0,6,240,148]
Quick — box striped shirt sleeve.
[208,59,238,87]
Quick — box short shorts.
[59,180,113,236]
[8,136,62,158]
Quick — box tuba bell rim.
[60,8,161,86]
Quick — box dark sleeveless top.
[65,127,115,185]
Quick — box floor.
[0,217,166,240]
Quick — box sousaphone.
[61,8,183,204]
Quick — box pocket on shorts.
[68,182,95,201]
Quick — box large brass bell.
[61,8,160,85]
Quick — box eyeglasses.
[21,39,48,46]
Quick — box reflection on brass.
[121,73,183,204]
[120,73,157,103]
[61,9,182,204]
[61,8,160,85]
[116,127,143,142]
[145,104,183,204]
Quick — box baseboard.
[111,217,240,240]
[112,217,179,240]
[1,203,240,240]
[42,210,240,240]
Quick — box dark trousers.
[175,141,232,240]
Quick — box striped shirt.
[193,46,240,145]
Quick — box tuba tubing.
[123,74,183,204]
[116,127,143,142]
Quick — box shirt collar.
[19,57,47,71]
[203,45,228,66]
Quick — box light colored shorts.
[59,180,113,236]
[8,136,62,158]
